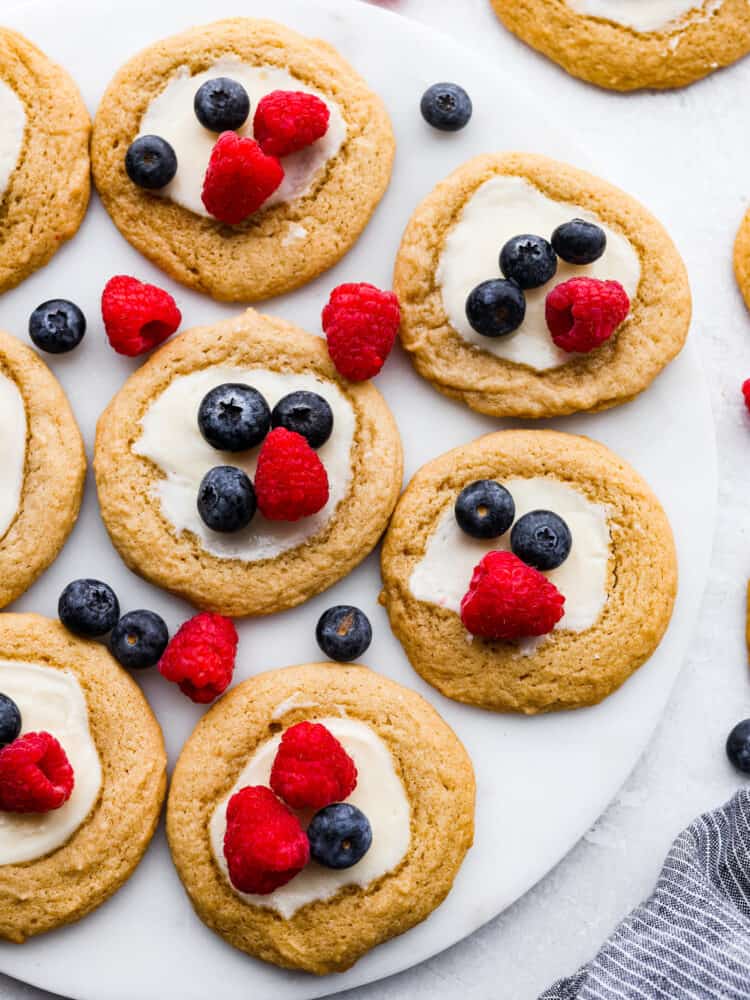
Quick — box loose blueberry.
[125,135,178,190]
[271,391,334,449]
[0,694,21,748]
[316,605,372,662]
[198,383,271,452]
[194,77,250,132]
[420,82,472,132]
[109,610,169,670]
[455,480,515,539]
[466,279,526,337]
[197,466,256,533]
[59,579,120,637]
[29,299,86,354]
[551,219,607,266]
[307,802,373,869]
[726,719,750,773]
[499,234,557,290]
[511,510,572,571]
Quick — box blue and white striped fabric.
[540,791,750,999]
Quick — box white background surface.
[0,0,744,998]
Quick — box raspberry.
[460,551,565,641]
[253,90,330,158]
[254,428,329,521]
[545,277,630,353]
[223,786,309,894]
[158,612,238,703]
[270,721,357,810]
[0,732,74,813]
[201,131,284,225]
[322,283,401,381]
[742,379,750,413]
[102,275,181,357]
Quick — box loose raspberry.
[460,551,565,641]
[0,732,74,813]
[158,612,238,703]
[201,131,284,225]
[322,282,401,381]
[742,379,750,413]
[102,275,181,357]
[270,721,357,810]
[253,90,330,158]
[545,277,630,354]
[223,786,309,894]
[254,428,329,521]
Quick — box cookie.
[380,429,677,714]
[91,18,395,302]
[394,153,691,419]
[0,331,86,609]
[166,661,475,974]
[489,0,750,91]
[0,613,166,941]
[733,209,750,312]
[0,28,90,294]
[94,309,403,617]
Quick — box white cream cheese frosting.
[209,715,411,918]
[0,661,102,865]
[437,175,641,371]
[565,0,723,33]
[0,79,26,202]
[0,371,26,543]
[138,56,347,218]
[133,366,356,562]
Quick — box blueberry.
[466,279,526,337]
[125,135,177,190]
[499,234,557,290]
[28,299,86,354]
[197,466,256,533]
[59,579,120,637]
[455,480,515,539]
[551,219,606,265]
[307,803,373,869]
[0,694,21,748]
[316,606,372,662]
[109,610,169,670]
[726,719,750,773]
[198,383,271,452]
[271,391,333,449]
[511,510,572,571]
[194,77,250,132]
[420,82,472,132]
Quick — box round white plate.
[0,1,715,998]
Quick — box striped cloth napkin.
[540,791,750,999]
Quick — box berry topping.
[29,299,86,354]
[727,720,750,773]
[551,218,607,265]
[455,480,515,539]
[742,379,750,413]
[307,802,373,870]
[0,695,21,749]
[102,275,181,357]
[271,391,333,449]
[0,732,74,813]
[316,605,373,663]
[420,82,472,132]
[270,721,357,811]
[158,611,238,704]
[253,90,330,158]
[545,277,630,354]
[201,132,283,225]
[466,279,526,338]
[499,234,557,290]
[322,282,401,382]
[58,579,120,638]
[109,610,169,671]
[223,785,309,895]
[511,510,572,571]
[460,550,565,641]
[254,427,329,521]
[198,383,271,452]
[125,135,178,190]
[197,466,257,533]
[194,77,250,132]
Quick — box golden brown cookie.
[91,18,395,302]
[394,153,691,419]
[734,209,750,312]
[380,429,677,714]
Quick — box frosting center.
[0,371,26,543]
[0,79,26,202]
[565,0,723,33]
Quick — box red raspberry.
[102,275,181,357]
[201,131,284,225]
[223,786,309,894]
[253,90,330,158]
[545,277,630,353]
[254,428,329,521]
[270,721,357,810]
[0,732,74,813]
[322,283,401,381]
[460,551,565,641]
[742,379,750,413]
[158,612,238,704]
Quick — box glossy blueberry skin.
[194,77,250,131]
[29,299,87,354]
[420,82,472,132]
[198,383,271,452]
[511,510,572,571]
[125,135,178,190]
[0,694,21,748]
[307,803,373,869]
[271,391,334,449]
[466,279,526,337]
[726,719,750,773]
[109,610,169,670]
[499,234,558,290]
[59,579,120,638]
[316,606,372,663]
[551,219,607,265]
[455,480,515,539]
[197,466,256,533]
